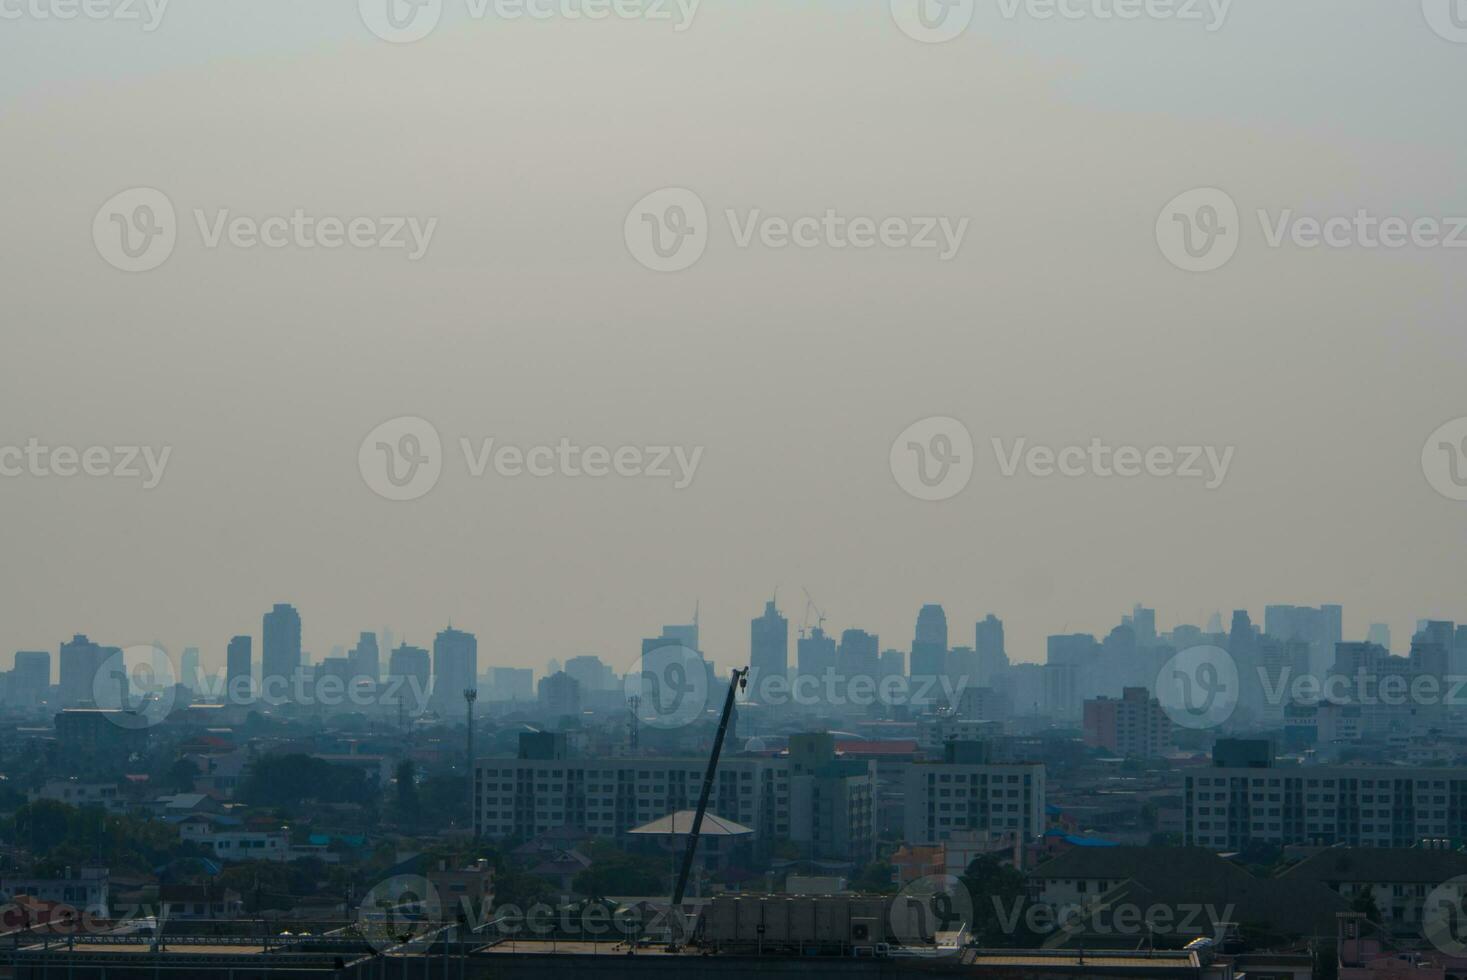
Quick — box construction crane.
[800,587,826,639]
[668,666,748,947]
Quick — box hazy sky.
[3,1,1466,677]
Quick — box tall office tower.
[10,651,50,708]
[797,626,837,688]
[1226,610,1262,721]
[388,644,431,716]
[537,671,582,723]
[838,629,880,681]
[645,619,700,657]
[974,614,1009,687]
[1265,604,1344,679]
[911,604,949,680]
[226,635,252,701]
[1366,623,1391,652]
[564,655,614,693]
[879,649,905,686]
[750,600,789,682]
[262,604,302,690]
[350,632,380,682]
[1127,604,1158,646]
[58,635,105,707]
[431,626,478,715]
[179,648,201,694]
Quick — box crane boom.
[671,666,748,916]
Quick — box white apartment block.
[475,752,875,862]
[902,761,1046,846]
[1185,765,1467,849]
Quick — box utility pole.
[463,688,477,833]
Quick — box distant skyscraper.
[226,635,252,701]
[1366,623,1391,652]
[1264,604,1343,678]
[179,648,201,694]
[388,643,431,716]
[838,629,880,681]
[489,667,534,702]
[879,649,905,685]
[1128,605,1157,646]
[565,655,614,693]
[538,671,581,722]
[58,634,105,707]
[262,604,302,690]
[10,651,50,708]
[911,604,949,679]
[350,632,380,682]
[751,600,789,682]
[796,626,837,683]
[974,614,1008,686]
[432,627,478,715]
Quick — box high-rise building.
[261,604,302,691]
[10,651,50,708]
[1265,604,1344,679]
[488,667,533,702]
[226,636,252,701]
[564,655,614,694]
[911,604,949,680]
[974,614,1008,687]
[179,648,201,694]
[838,629,880,681]
[432,626,478,715]
[387,644,431,716]
[350,632,379,682]
[750,600,788,683]
[796,626,837,686]
[537,671,581,722]
[58,635,105,707]
[1083,687,1173,758]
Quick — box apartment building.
[474,733,875,863]
[901,742,1046,846]
[1185,762,1467,849]
[1083,687,1174,759]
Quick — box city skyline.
[2,593,1454,680]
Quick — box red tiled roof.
[835,739,919,755]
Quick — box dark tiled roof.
[1280,848,1467,885]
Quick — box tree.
[851,860,897,894]
[573,854,663,899]
[164,757,200,794]
[394,759,420,826]
[961,856,1042,947]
